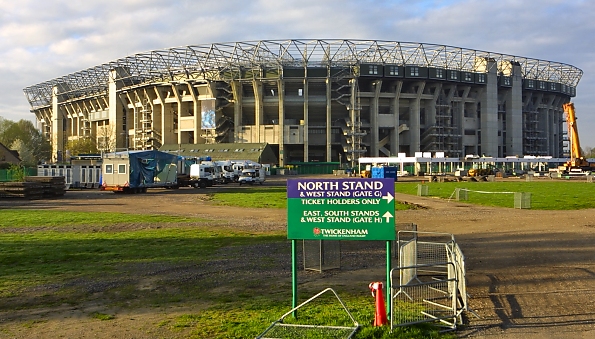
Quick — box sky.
[2,0,595,148]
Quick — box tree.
[97,124,118,152]
[10,139,35,166]
[0,117,51,164]
[66,137,98,156]
[582,146,595,158]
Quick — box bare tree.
[96,124,118,152]
[583,146,595,158]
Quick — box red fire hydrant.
[369,282,388,326]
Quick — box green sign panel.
[287,178,395,240]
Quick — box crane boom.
[561,102,595,172]
[564,102,582,163]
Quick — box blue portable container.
[371,166,383,178]
[383,166,398,180]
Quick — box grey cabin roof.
[159,143,278,164]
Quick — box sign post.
[287,178,395,316]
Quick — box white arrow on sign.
[383,211,394,222]
[382,192,394,204]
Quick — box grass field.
[208,180,595,210]
[394,180,595,209]
[4,178,586,337]
[0,208,453,338]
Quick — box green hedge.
[0,167,37,182]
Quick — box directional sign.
[287,178,395,240]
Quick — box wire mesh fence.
[303,240,341,272]
[391,231,469,331]
[256,288,359,339]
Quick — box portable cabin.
[100,150,178,193]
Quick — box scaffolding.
[421,94,461,157]
[331,68,366,167]
[134,100,158,150]
[523,105,546,155]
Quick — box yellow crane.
[559,102,595,173]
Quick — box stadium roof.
[23,39,583,109]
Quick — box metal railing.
[390,231,470,330]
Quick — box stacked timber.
[0,176,66,199]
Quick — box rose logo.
[313,227,321,236]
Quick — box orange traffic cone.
[369,282,388,326]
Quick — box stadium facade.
[23,39,582,165]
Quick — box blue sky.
[2,0,595,148]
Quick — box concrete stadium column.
[278,79,285,166]
[409,82,425,154]
[547,100,553,156]
[187,83,200,144]
[303,78,309,162]
[253,80,263,142]
[369,80,382,157]
[63,105,74,140]
[326,77,332,162]
[480,60,498,156]
[108,69,125,150]
[553,98,564,157]
[458,86,470,155]
[427,83,441,139]
[51,86,65,162]
[169,85,182,145]
[72,103,82,137]
[546,95,560,156]
[153,87,168,147]
[231,81,242,143]
[391,81,403,155]
[123,91,138,149]
[505,64,523,156]
[522,92,533,155]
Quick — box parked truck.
[238,163,266,185]
[176,156,215,188]
[188,163,214,188]
[215,160,235,183]
[231,160,261,182]
[100,150,178,193]
[201,161,227,185]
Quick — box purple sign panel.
[287,178,394,199]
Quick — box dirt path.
[1,180,595,338]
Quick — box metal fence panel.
[391,231,469,331]
[256,288,359,339]
[303,240,341,272]
[514,192,531,209]
[391,263,458,329]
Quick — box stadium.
[23,39,583,166]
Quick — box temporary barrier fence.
[449,188,531,209]
[303,240,341,272]
[393,223,417,258]
[391,231,471,331]
[417,184,429,196]
[256,288,359,339]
